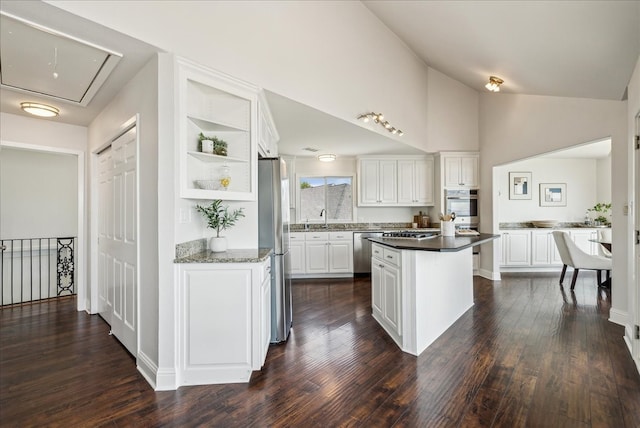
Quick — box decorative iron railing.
[0,237,76,306]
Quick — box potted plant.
[196,199,245,252]
[586,202,612,226]
[198,133,227,156]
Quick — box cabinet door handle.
[386,255,393,259]
[379,264,385,268]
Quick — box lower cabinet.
[371,244,402,343]
[500,228,605,270]
[290,231,353,277]
[176,259,270,386]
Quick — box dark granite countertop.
[174,248,272,264]
[290,222,440,232]
[368,233,499,252]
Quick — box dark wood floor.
[1,272,639,427]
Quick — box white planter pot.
[209,237,227,252]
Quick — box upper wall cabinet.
[257,92,280,158]
[441,152,479,188]
[177,57,258,200]
[358,156,434,207]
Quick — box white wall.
[88,56,161,385]
[426,67,479,151]
[596,154,612,203]
[50,1,431,150]
[1,148,77,239]
[496,158,599,223]
[478,94,627,312]
[625,55,639,365]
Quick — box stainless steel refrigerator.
[258,157,292,343]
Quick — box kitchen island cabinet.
[174,249,272,386]
[369,234,498,356]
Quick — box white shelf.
[177,56,258,201]
[187,151,248,163]
[187,115,248,133]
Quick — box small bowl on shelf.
[531,220,559,228]
[194,180,218,190]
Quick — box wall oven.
[445,189,478,226]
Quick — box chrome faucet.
[320,209,328,228]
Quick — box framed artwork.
[539,183,566,206]
[509,172,532,200]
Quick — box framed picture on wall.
[539,183,567,206]
[509,172,532,200]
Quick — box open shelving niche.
[177,57,258,201]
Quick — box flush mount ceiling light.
[20,102,59,117]
[357,112,403,136]
[485,76,504,92]
[317,154,336,162]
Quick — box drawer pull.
[386,255,393,259]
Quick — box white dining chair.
[597,228,612,258]
[552,231,612,289]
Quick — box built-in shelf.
[187,151,248,163]
[177,56,258,200]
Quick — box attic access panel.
[0,12,122,106]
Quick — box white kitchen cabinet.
[328,231,353,273]
[442,152,479,188]
[298,231,353,277]
[304,232,330,274]
[176,258,270,386]
[288,232,306,274]
[397,157,435,206]
[358,159,397,205]
[501,230,531,266]
[177,57,258,200]
[500,228,607,271]
[371,244,402,344]
[257,91,279,158]
[531,230,563,266]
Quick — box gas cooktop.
[381,231,440,240]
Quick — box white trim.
[478,268,501,281]
[608,308,629,327]
[0,140,86,312]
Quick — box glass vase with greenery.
[586,202,612,226]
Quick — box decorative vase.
[201,140,214,154]
[219,164,231,191]
[209,236,227,252]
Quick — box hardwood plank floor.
[1,272,639,427]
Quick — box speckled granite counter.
[290,222,439,232]
[174,238,272,263]
[499,222,610,230]
[369,233,498,252]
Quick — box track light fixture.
[485,76,504,92]
[357,112,403,136]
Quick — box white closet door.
[98,125,138,356]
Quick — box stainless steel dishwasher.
[353,231,384,274]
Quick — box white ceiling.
[364,0,640,101]
[0,1,638,157]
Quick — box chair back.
[597,228,612,257]
[552,231,574,266]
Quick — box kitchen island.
[368,233,498,356]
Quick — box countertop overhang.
[175,248,272,264]
[368,233,499,252]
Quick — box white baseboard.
[609,308,629,327]
[478,268,500,281]
[137,350,177,391]
[136,350,158,389]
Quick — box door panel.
[97,125,138,356]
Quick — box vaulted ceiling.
[1,1,638,157]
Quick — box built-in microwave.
[445,189,478,226]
